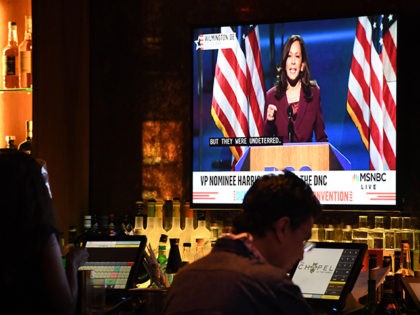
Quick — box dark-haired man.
[162,170,321,315]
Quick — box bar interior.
[1,0,420,314]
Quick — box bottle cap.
[170,238,179,246]
[159,234,168,243]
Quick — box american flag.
[210,25,265,165]
[346,15,397,170]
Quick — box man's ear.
[273,216,290,243]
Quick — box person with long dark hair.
[0,149,88,315]
[264,34,328,143]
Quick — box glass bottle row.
[132,199,214,262]
[2,16,32,89]
[310,215,420,251]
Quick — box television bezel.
[189,10,407,213]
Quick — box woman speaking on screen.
[263,34,328,143]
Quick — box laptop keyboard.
[79,261,134,289]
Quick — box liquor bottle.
[157,242,168,276]
[134,215,145,235]
[144,199,163,253]
[155,200,167,249]
[182,242,193,265]
[342,225,353,243]
[191,210,211,256]
[19,16,32,88]
[166,238,183,284]
[18,120,33,155]
[194,238,206,261]
[324,224,335,242]
[210,222,221,247]
[179,201,194,247]
[2,21,19,88]
[395,240,414,277]
[163,199,173,232]
[134,201,146,236]
[309,224,322,242]
[395,217,414,250]
[167,198,183,241]
[158,234,168,246]
[145,219,160,254]
[369,216,385,249]
[352,215,373,249]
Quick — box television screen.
[191,14,398,210]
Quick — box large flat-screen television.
[191,13,400,210]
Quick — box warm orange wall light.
[142,120,183,201]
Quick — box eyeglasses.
[303,241,316,252]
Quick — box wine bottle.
[18,120,33,155]
[19,16,32,88]
[2,21,19,89]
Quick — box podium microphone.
[287,105,293,119]
[287,106,294,142]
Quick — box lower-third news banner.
[192,170,396,206]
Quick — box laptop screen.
[289,242,367,313]
[79,235,147,290]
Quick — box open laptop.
[289,242,367,314]
[78,234,147,290]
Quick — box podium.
[235,142,351,171]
